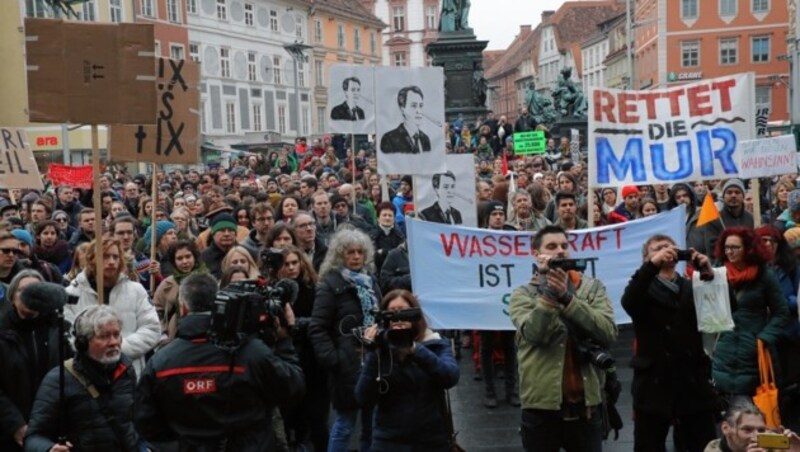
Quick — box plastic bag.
[692,267,735,333]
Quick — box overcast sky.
[471,0,567,50]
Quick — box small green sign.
[513,131,546,155]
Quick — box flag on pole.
[502,152,509,176]
[697,193,721,227]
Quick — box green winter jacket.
[711,265,789,395]
[509,275,618,410]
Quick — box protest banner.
[109,58,201,164]
[47,164,93,189]
[407,208,686,329]
[327,64,376,135]
[376,67,446,175]
[25,18,157,124]
[513,130,546,155]
[0,128,44,190]
[738,135,798,179]
[414,154,478,227]
[589,73,755,188]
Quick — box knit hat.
[401,175,413,189]
[11,229,33,247]
[210,213,237,236]
[51,209,69,221]
[722,178,745,196]
[21,192,41,204]
[785,227,800,249]
[621,186,640,199]
[143,220,176,250]
[788,189,800,213]
[485,200,506,216]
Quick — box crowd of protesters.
[0,111,798,451]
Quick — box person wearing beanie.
[774,189,800,233]
[608,185,640,223]
[200,213,238,279]
[392,176,414,233]
[700,178,753,255]
[143,220,178,278]
[12,229,63,284]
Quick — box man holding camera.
[509,225,617,452]
[621,235,718,451]
[135,273,305,451]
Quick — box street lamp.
[284,41,311,140]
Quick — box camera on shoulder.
[358,308,422,350]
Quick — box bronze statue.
[440,0,471,32]
[525,81,558,126]
[552,67,588,118]
[472,69,488,107]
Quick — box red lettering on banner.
[594,90,617,123]
[497,235,513,256]
[711,79,736,112]
[469,237,483,257]
[184,377,217,394]
[687,84,712,116]
[439,233,535,258]
[637,92,663,120]
[440,233,467,257]
[618,93,639,123]
[482,236,497,257]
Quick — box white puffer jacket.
[65,271,160,377]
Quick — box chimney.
[520,25,532,34]
[542,10,555,22]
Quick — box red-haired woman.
[711,226,790,398]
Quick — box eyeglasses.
[56,218,69,223]
[724,245,743,252]
[0,248,20,256]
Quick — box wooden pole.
[587,186,596,228]
[351,135,357,208]
[149,162,158,295]
[752,178,762,227]
[91,125,104,305]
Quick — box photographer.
[0,272,70,451]
[509,225,617,452]
[135,273,305,451]
[620,236,717,451]
[355,290,460,451]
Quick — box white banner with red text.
[406,208,686,329]
[589,73,755,188]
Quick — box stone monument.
[548,67,589,156]
[426,0,489,124]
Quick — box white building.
[581,34,608,93]
[361,0,440,67]
[189,0,311,148]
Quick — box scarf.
[173,262,208,285]
[340,267,378,326]
[378,224,393,235]
[724,261,759,288]
[34,240,70,265]
[647,274,681,309]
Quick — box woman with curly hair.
[152,240,207,342]
[309,229,380,451]
[711,226,790,398]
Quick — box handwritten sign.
[589,73,755,188]
[25,18,156,124]
[513,130,546,155]
[109,58,200,164]
[0,128,44,190]
[738,135,798,179]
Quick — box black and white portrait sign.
[414,154,477,227]
[327,64,376,135]
[376,67,446,175]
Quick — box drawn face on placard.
[345,79,361,106]
[401,90,424,130]
[434,173,456,208]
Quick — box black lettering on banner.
[153,58,187,156]
[168,59,187,91]
[135,126,147,154]
[478,263,515,288]
[0,129,31,175]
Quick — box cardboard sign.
[109,58,200,164]
[0,128,44,190]
[589,73,755,188]
[738,135,798,179]
[513,130,546,155]
[25,18,156,124]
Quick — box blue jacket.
[772,264,800,340]
[355,333,459,449]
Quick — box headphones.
[72,308,90,353]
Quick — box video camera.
[360,308,422,350]
[548,258,589,272]
[209,277,298,346]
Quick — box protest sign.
[407,208,686,329]
[48,164,93,190]
[327,65,376,135]
[376,67,446,175]
[414,154,478,227]
[25,18,156,124]
[109,58,200,164]
[513,130,546,155]
[738,135,798,179]
[0,128,44,190]
[589,73,755,188]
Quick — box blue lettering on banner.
[596,126,739,184]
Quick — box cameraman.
[355,290,460,451]
[135,273,306,451]
[509,225,617,452]
[621,235,718,451]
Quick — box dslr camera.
[548,258,589,272]
[577,339,615,370]
[360,308,422,350]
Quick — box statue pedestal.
[427,30,489,125]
